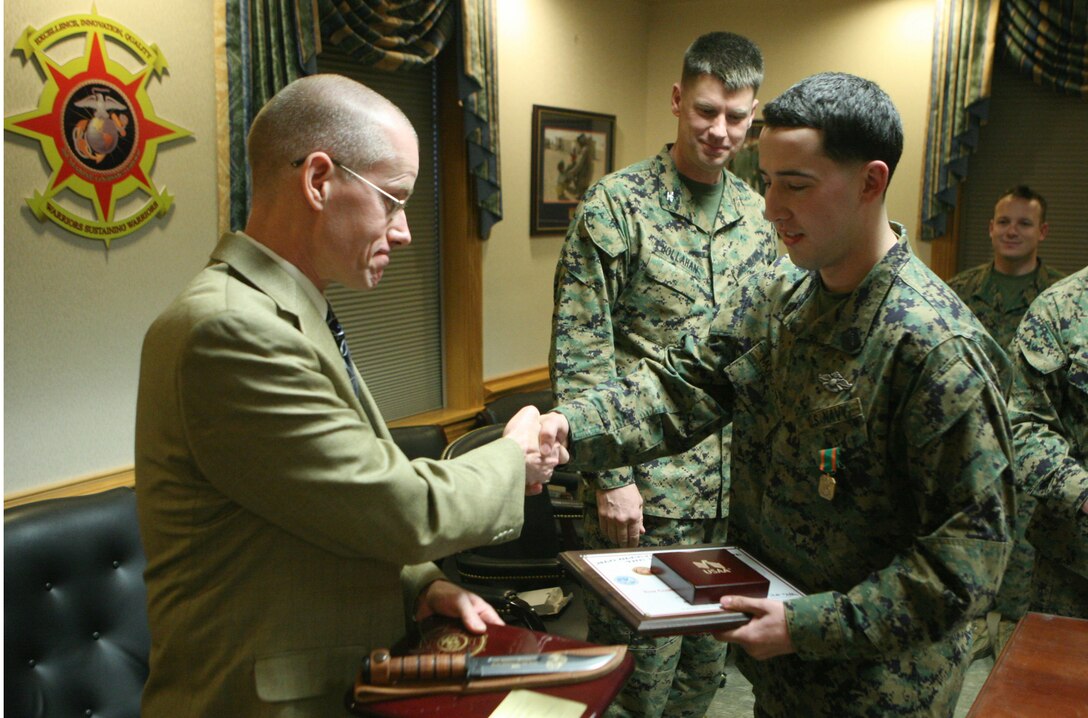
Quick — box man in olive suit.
[135,75,559,717]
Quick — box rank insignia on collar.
[666,191,676,204]
[818,372,853,392]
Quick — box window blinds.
[318,51,444,420]
[957,61,1088,277]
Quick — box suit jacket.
[135,232,525,717]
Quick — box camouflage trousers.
[967,612,1017,663]
[583,511,730,718]
[1030,553,1088,620]
[969,491,1036,661]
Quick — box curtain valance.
[1000,0,1088,97]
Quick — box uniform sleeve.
[1008,295,1088,512]
[549,185,635,491]
[178,309,526,564]
[787,340,1015,660]
[556,331,737,470]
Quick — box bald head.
[246,74,416,197]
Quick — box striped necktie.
[325,306,362,399]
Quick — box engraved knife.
[360,647,617,684]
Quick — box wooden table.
[966,612,1088,717]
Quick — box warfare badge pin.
[818,371,853,393]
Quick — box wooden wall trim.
[929,232,959,281]
[5,467,135,509]
[438,48,484,414]
[389,365,550,440]
[483,366,550,402]
[927,186,962,281]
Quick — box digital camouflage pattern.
[550,145,777,518]
[1008,266,1088,619]
[550,145,776,718]
[948,260,1064,639]
[947,260,1065,349]
[556,231,1016,717]
[581,515,730,718]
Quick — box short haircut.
[762,72,903,181]
[681,31,764,93]
[246,74,415,192]
[997,185,1048,222]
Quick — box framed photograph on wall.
[531,105,615,235]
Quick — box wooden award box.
[650,548,770,604]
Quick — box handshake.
[502,407,573,495]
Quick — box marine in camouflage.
[555,230,1015,717]
[550,145,776,718]
[947,260,1065,349]
[1007,266,1088,619]
[948,259,1064,651]
[550,145,777,518]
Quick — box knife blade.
[360,647,617,684]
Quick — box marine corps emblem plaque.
[5,7,191,245]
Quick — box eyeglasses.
[291,156,408,217]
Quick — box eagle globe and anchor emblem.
[5,7,190,245]
[70,87,131,164]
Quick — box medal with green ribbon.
[818,447,838,501]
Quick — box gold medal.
[819,473,836,501]
[818,447,839,500]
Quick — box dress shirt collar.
[243,234,328,317]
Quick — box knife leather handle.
[362,649,468,684]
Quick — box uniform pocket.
[758,400,895,588]
[642,254,708,300]
[771,398,872,507]
[615,256,713,348]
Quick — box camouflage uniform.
[556,231,1015,717]
[948,260,1064,648]
[550,145,776,717]
[947,260,1065,349]
[948,258,1066,348]
[1007,266,1088,619]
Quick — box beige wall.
[4,0,219,493]
[4,0,938,494]
[484,0,652,377]
[483,0,937,378]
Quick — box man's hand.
[712,596,795,660]
[538,411,570,458]
[503,406,568,495]
[415,579,503,633]
[597,484,645,547]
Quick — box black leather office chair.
[5,488,150,718]
[442,424,583,592]
[388,424,447,460]
[474,390,554,427]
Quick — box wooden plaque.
[559,545,804,636]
